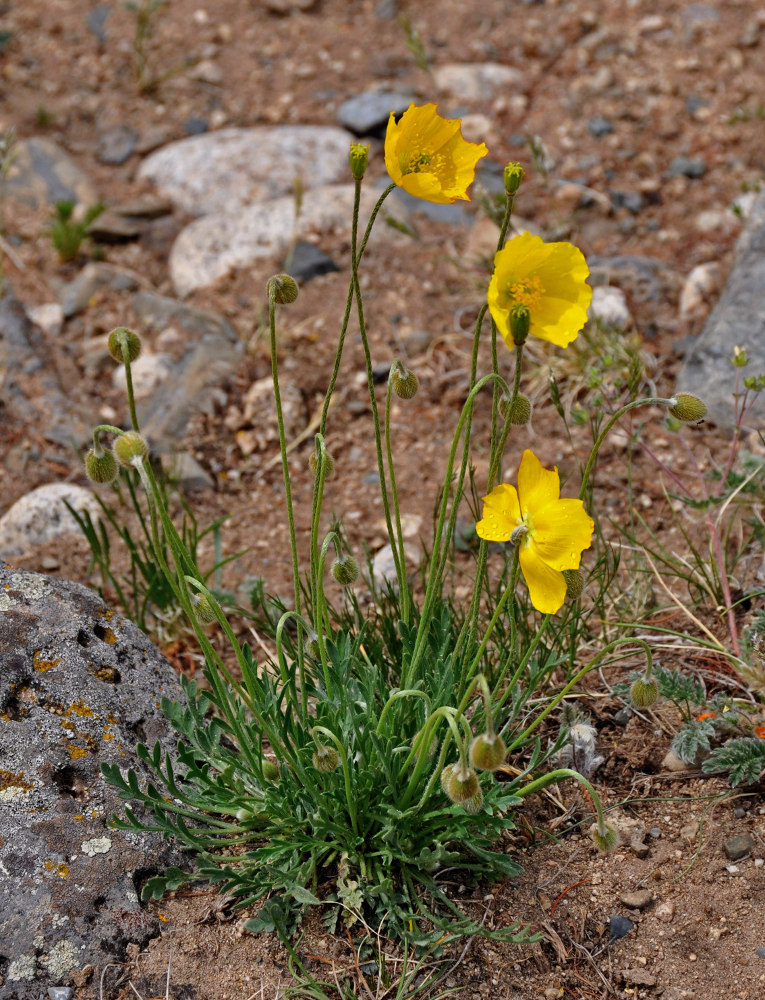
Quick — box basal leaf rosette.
[476,449,594,614]
[384,102,488,205]
[488,231,592,348]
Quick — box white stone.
[112,352,173,400]
[26,302,64,338]
[589,285,632,330]
[372,542,420,591]
[679,262,720,317]
[432,63,523,102]
[169,183,407,296]
[138,125,355,217]
[0,484,101,560]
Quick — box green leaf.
[702,737,765,787]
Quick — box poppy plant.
[488,231,592,349]
[384,102,488,205]
[476,449,594,614]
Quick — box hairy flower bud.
[107,327,142,365]
[312,744,339,773]
[668,393,707,424]
[267,273,299,305]
[349,142,370,180]
[630,674,659,709]
[261,759,279,782]
[591,821,620,852]
[391,366,419,400]
[308,449,335,477]
[469,732,506,771]
[331,555,359,587]
[113,430,149,467]
[192,593,217,624]
[563,568,584,599]
[503,161,524,196]
[446,764,480,805]
[462,789,485,813]
[440,762,456,794]
[85,447,118,485]
[509,304,531,346]
[499,391,531,426]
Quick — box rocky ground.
[1,1,765,998]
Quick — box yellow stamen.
[507,274,544,311]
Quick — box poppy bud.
[331,555,359,587]
[113,431,149,467]
[85,446,118,485]
[563,568,584,599]
[262,759,279,782]
[192,593,217,624]
[391,366,419,400]
[349,142,370,180]
[267,274,299,305]
[308,449,335,477]
[503,162,524,196]
[630,674,659,709]
[446,764,480,805]
[469,732,506,771]
[312,744,339,773]
[107,327,142,364]
[591,821,620,852]
[668,393,706,424]
[509,304,530,346]
[462,789,485,814]
[499,391,531,426]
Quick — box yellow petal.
[532,499,595,570]
[476,483,520,542]
[517,450,560,515]
[519,542,568,614]
[400,171,453,204]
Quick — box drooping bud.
[192,593,217,624]
[391,365,419,400]
[446,764,480,805]
[85,446,119,485]
[509,304,531,346]
[349,142,370,180]
[503,162,524,196]
[462,789,485,814]
[668,393,707,424]
[331,555,359,587]
[499,391,531,426]
[630,674,659,709]
[469,732,506,771]
[267,273,299,305]
[113,430,149,467]
[591,821,620,852]
[312,744,339,773]
[261,759,279,782]
[440,763,456,795]
[308,449,335,477]
[563,568,584,599]
[107,327,142,365]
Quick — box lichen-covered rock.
[0,567,188,1000]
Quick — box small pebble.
[656,900,675,923]
[724,833,755,860]
[610,914,635,940]
[733,806,746,819]
[756,948,765,959]
[630,838,650,859]
[649,827,662,839]
[48,989,73,1000]
[618,889,653,910]
[669,155,707,178]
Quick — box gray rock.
[168,183,407,296]
[138,125,354,216]
[588,255,669,304]
[629,838,650,859]
[96,125,137,166]
[590,286,632,330]
[618,889,653,910]
[432,62,523,102]
[112,351,174,401]
[160,451,215,491]
[609,914,635,939]
[0,566,188,1000]
[129,291,242,448]
[25,302,64,338]
[724,833,755,860]
[588,115,613,137]
[87,209,143,242]
[86,5,111,45]
[0,483,100,561]
[2,137,99,212]
[669,155,707,179]
[286,240,339,282]
[56,262,139,318]
[678,191,765,428]
[372,542,419,591]
[609,189,645,214]
[336,91,412,136]
[183,116,209,136]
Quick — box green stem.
[385,364,411,624]
[311,725,359,836]
[515,767,607,829]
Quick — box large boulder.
[0,567,188,999]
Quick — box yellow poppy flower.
[476,449,594,614]
[384,102,488,205]
[488,231,592,349]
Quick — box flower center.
[505,274,544,312]
[399,150,439,175]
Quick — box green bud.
[262,759,279,782]
[591,821,620,853]
[563,568,584,599]
[267,273,299,305]
[113,430,149,467]
[85,446,118,485]
[192,593,217,624]
[731,345,748,368]
[469,732,506,771]
[446,764,480,805]
[312,744,339,773]
[668,393,707,424]
[107,327,142,365]
[509,304,531,345]
[503,161,524,196]
[308,449,335,477]
[440,763,456,795]
[462,789,485,814]
[630,674,659,709]
[331,555,359,587]
[391,365,419,400]
[499,391,531,426]
[349,142,370,180]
